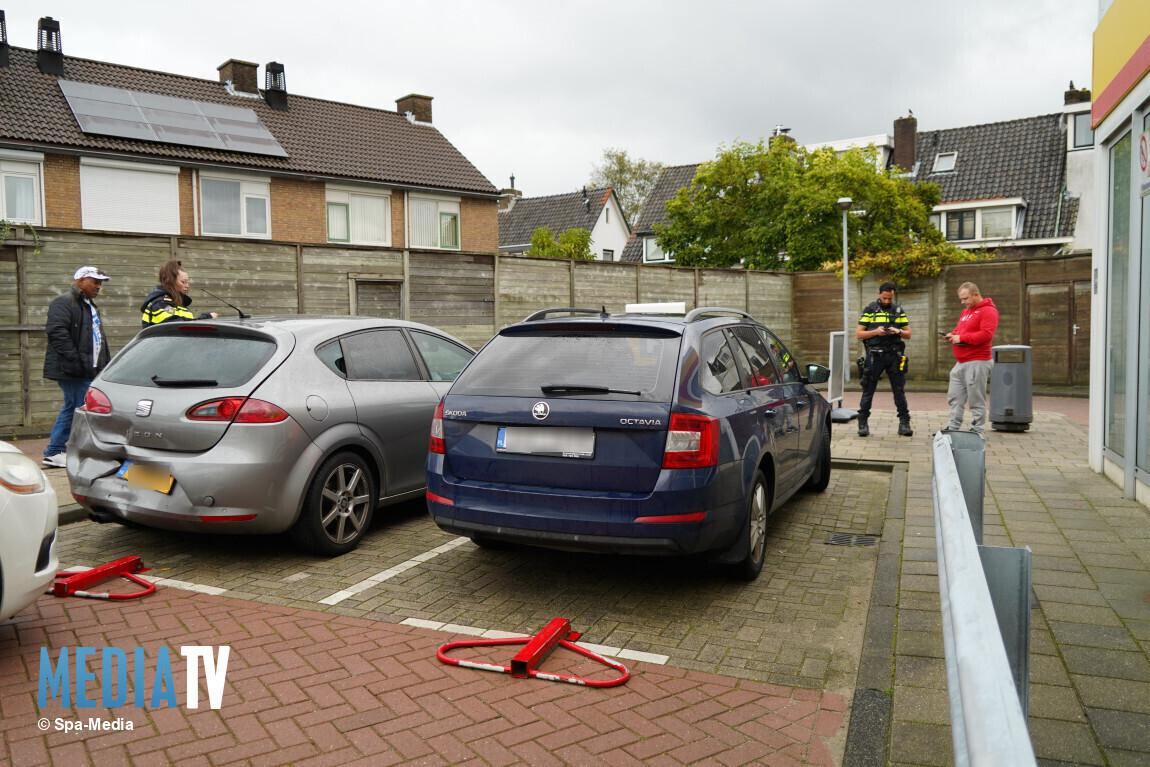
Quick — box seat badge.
[136,400,154,417]
[532,402,550,421]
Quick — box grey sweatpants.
[947,359,993,432]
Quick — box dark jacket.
[43,287,111,381]
[140,286,212,327]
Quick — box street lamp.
[831,197,858,423]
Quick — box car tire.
[730,469,769,581]
[804,426,832,493]
[289,451,376,557]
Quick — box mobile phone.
[938,331,947,336]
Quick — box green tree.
[656,139,972,273]
[588,148,664,222]
[526,226,595,260]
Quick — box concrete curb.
[57,503,87,526]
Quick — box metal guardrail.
[932,431,1036,767]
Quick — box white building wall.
[590,194,631,261]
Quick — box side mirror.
[805,364,830,384]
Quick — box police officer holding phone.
[855,281,912,437]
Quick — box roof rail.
[522,307,609,322]
[684,307,755,323]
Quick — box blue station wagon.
[425,306,832,579]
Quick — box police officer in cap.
[855,281,912,437]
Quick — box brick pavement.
[1,590,845,766]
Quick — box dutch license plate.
[496,426,595,458]
[116,461,175,494]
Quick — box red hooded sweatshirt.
[951,297,999,362]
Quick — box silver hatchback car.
[67,316,474,556]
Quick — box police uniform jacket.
[140,286,212,327]
[858,300,909,352]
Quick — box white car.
[0,441,59,623]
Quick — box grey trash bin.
[990,345,1032,432]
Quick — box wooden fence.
[0,227,1089,433]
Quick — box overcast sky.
[6,1,1097,198]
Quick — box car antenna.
[600,305,608,319]
[199,288,251,319]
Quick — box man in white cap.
[42,266,112,468]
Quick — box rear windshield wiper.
[540,382,642,396]
[151,375,219,387]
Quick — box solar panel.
[58,79,287,158]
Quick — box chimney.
[892,115,918,173]
[769,125,795,148]
[396,94,433,124]
[36,16,63,76]
[217,59,259,95]
[1,11,10,68]
[498,175,521,211]
[1064,81,1091,105]
[264,61,288,111]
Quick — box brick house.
[0,15,498,253]
[497,185,631,261]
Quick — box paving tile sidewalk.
[0,590,844,766]
[836,404,1150,767]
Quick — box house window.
[327,188,391,245]
[0,154,43,225]
[410,195,461,249]
[80,158,179,234]
[946,210,976,240]
[644,237,669,262]
[980,207,1013,239]
[602,249,615,261]
[930,213,942,233]
[201,175,270,238]
[327,203,350,242]
[934,152,957,172]
[1073,112,1094,149]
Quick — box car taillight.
[429,402,445,454]
[662,413,719,469]
[187,397,288,423]
[83,387,112,414]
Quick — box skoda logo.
[136,400,153,417]
[532,402,550,421]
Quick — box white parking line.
[318,536,470,606]
[400,617,670,665]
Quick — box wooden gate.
[1026,281,1091,385]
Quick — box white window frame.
[326,185,392,246]
[408,193,461,250]
[79,157,180,235]
[643,236,671,263]
[1070,110,1095,150]
[934,198,1025,244]
[0,149,45,226]
[199,172,270,239]
[933,152,957,172]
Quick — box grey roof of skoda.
[498,187,619,250]
[909,112,1077,241]
[0,46,497,195]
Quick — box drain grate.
[825,533,879,547]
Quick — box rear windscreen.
[101,334,277,388]
[451,330,681,401]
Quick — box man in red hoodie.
[944,282,999,433]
